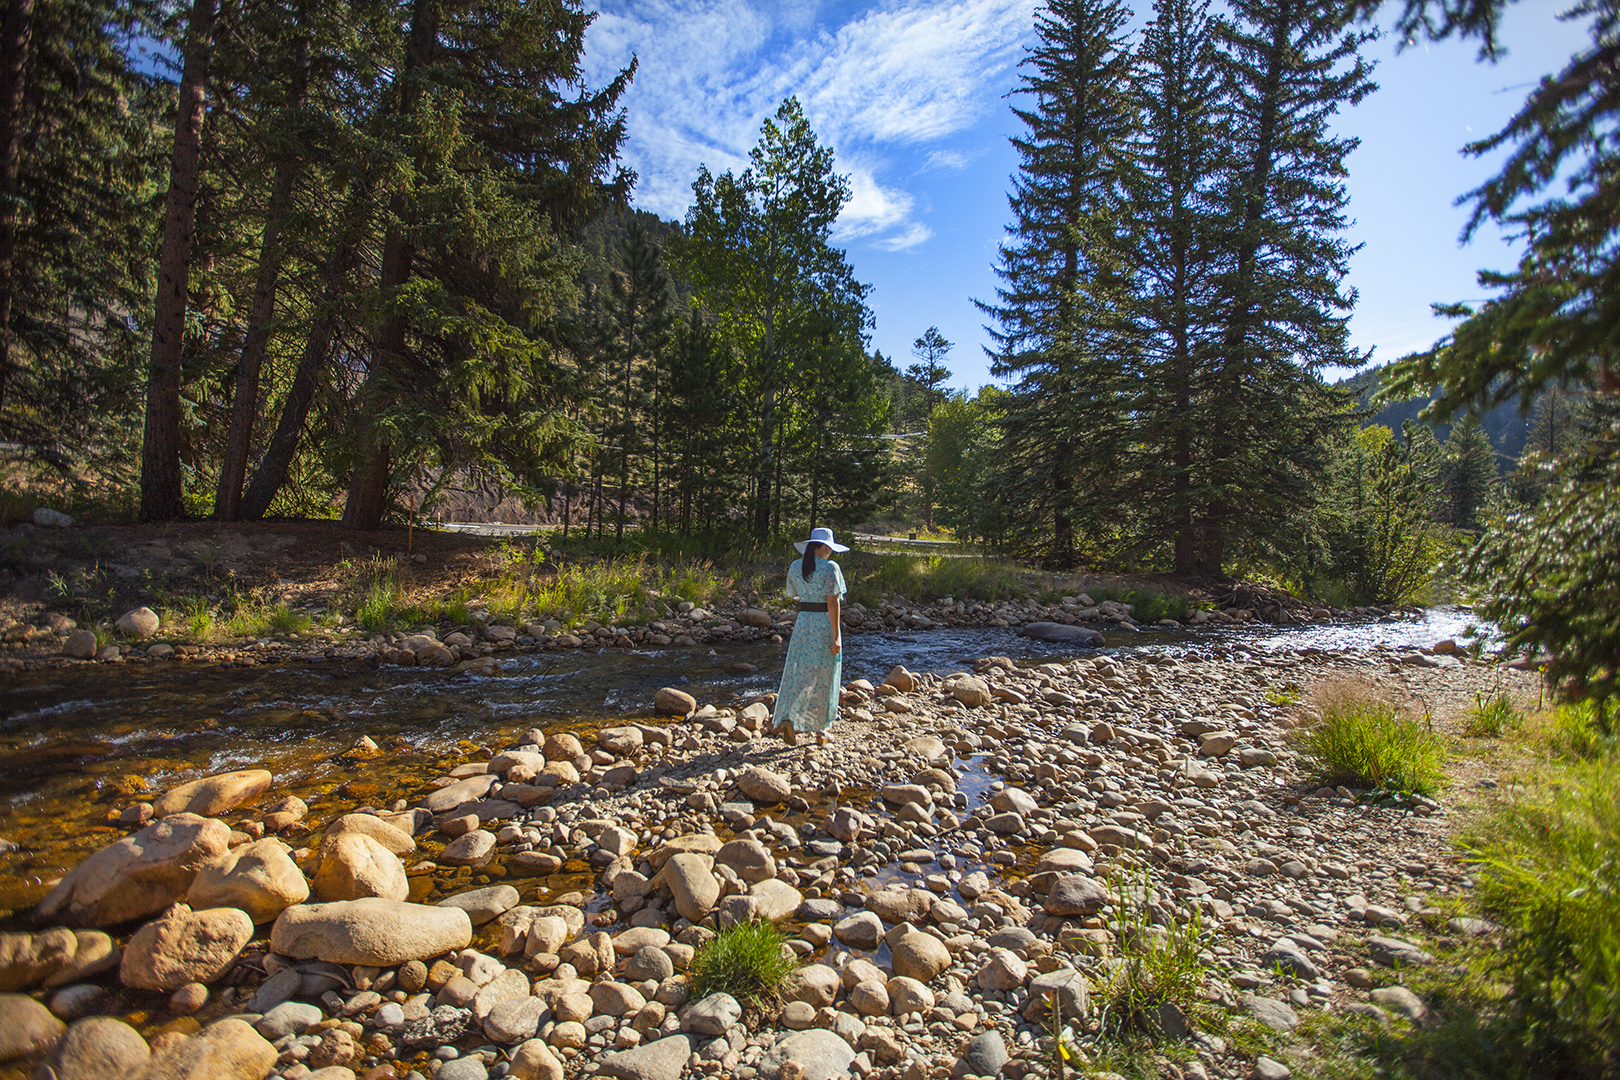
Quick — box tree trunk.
[216,13,310,520]
[139,0,218,521]
[238,307,337,519]
[0,0,35,417]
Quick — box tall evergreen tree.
[977,0,1137,566]
[1192,0,1375,573]
[1439,412,1498,529]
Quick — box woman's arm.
[827,593,841,655]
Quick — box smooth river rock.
[312,833,408,902]
[0,927,77,992]
[36,814,230,928]
[134,1017,276,1080]
[663,854,720,922]
[270,898,472,966]
[120,904,254,991]
[152,770,273,819]
[1018,622,1105,646]
[322,813,416,855]
[0,993,64,1062]
[759,1029,857,1080]
[597,1033,693,1080]
[187,838,309,923]
[40,1016,151,1079]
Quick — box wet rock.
[0,927,77,992]
[39,1016,150,1079]
[271,898,472,966]
[115,607,161,639]
[135,1018,276,1080]
[322,813,416,855]
[438,884,520,925]
[120,904,253,990]
[440,830,497,866]
[152,770,273,819]
[313,833,408,902]
[36,813,231,928]
[598,1033,693,1080]
[188,838,309,923]
[891,930,951,982]
[664,854,720,922]
[0,994,64,1062]
[1018,623,1104,646]
[654,688,698,717]
[737,765,791,803]
[759,1029,857,1080]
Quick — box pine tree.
[1439,413,1498,530]
[977,0,1137,566]
[1193,0,1375,573]
[1124,0,1226,572]
[905,326,952,530]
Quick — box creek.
[0,607,1480,921]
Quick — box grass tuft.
[1298,680,1447,796]
[1527,699,1620,762]
[1092,874,1209,1039]
[689,921,797,1007]
[1462,690,1525,738]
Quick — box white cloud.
[583,0,1035,250]
[924,148,974,171]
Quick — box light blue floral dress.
[772,557,847,733]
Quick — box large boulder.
[664,854,720,923]
[0,994,63,1062]
[653,687,697,717]
[134,1018,276,1080]
[120,904,254,991]
[40,1016,150,1080]
[115,607,161,639]
[270,899,472,966]
[152,770,272,819]
[736,765,790,804]
[0,927,78,991]
[1018,622,1104,646]
[598,1034,692,1080]
[312,833,408,902]
[890,930,951,982]
[36,814,231,928]
[322,813,415,855]
[187,838,309,923]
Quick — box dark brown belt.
[798,602,829,612]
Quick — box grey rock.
[759,1028,857,1080]
[598,1034,694,1080]
[437,885,520,925]
[1368,935,1433,968]
[833,911,883,950]
[1263,939,1321,980]
[1242,994,1299,1032]
[1254,1057,1292,1080]
[952,1031,1007,1078]
[254,1000,322,1041]
[683,992,742,1036]
[484,995,548,1043]
[437,1059,489,1080]
[1017,622,1104,645]
[1370,985,1427,1022]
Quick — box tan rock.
[133,1017,275,1080]
[653,687,697,716]
[152,770,272,819]
[120,904,254,991]
[40,1016,150,1079]
[510,1038,565,1080]
[664,853,720,922]
[890,930,951,982]
[188,838,309,923]
[0,927,77,992]
[647,833,722,871]
[36,814,231,928]
[322,813,415,856]
[0,993,64,1062]
[43,931,120,987]
[312,834,407,902]
[270,899,472,966]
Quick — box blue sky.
[581,0,1592,391]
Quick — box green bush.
[1461,755,1620,1078]
[842,552,1025,606]
[1298,682,1447,796]
[1530,700,1620,762]
[689,921,797,1007]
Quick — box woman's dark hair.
[801,544,819,581]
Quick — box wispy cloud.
[583,0,1035,251]
[924,148,975,171]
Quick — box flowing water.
[0,607,1483,923]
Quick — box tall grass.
[1460,754,1620,1078]
[1528,700,1620,762]
[843,552,1026,606]
[1298,680,1447,796]
[1462,691,1526,738]
[1094,873,1209,1037]
[690,921,797,1007]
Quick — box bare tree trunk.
[0,0,35,416]
[140,0,218,521]
[238,310,337,519]
[216,12,310,519]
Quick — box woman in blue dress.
[772,527,848,745]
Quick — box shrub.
[689,921,797,1007]
[1298,682,1447,796]
[1461,755,1620,1078]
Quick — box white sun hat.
[794,526,850,553]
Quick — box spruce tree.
[1193,0,1375,573]
[977,0,1137,566]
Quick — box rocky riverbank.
[0,638,1537,1080]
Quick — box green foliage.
[1461,690,1524,738]
[1528,700,1620,763]
[689,921,797,1007]
[1298,682,1447,796]
[1093,874,1209,1038]
[1461,755,1620,1079]
[842,553,1026,608]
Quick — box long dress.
[772,557,847,734]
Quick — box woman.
[771,527,848,745]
